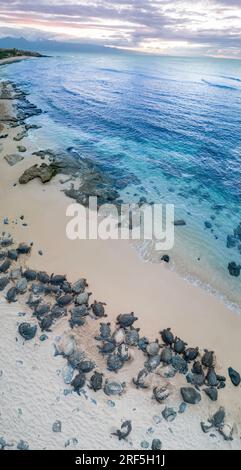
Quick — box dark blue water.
[2,53,241,307]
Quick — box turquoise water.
[2,52,241,308]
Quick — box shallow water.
[1,52,241,308]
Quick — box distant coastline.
[0,48,44,66]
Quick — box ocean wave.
[220,75,241,83]
[202,79,237,90]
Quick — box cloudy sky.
[0,0,241,58]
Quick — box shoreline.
[0,55,38,67]
[0,77,241,450]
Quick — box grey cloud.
[0,0,241,56]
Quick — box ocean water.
[1,52,241,308]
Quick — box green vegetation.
[0,48,42,60]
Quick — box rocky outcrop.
[4,153,24,166]
[19,163,61,184]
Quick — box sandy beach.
[0,76,241,450]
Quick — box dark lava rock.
[228,367,241,386]
[19,163,61,184]
[18,322,37,340]
[206,367,218,387]
[180,387,201,404]
[0,276,9,291]
[204,387,218,401]
[228,261,240,277]
[161,254,170,263]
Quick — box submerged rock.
[228,261,240,277]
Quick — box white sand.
[0,81,241,450]
[0,56,36,67]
